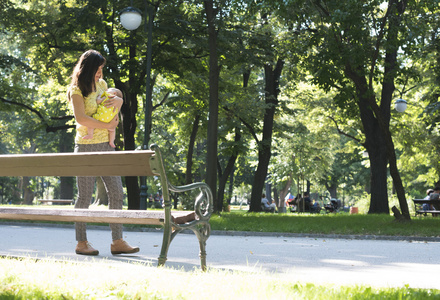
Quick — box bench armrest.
[149,144,213,225]
[168,182,213,222]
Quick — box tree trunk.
[217,127,241,211]
[59,129,74,201]
[249,59,284,212]
[172,193,178,209]
[117,89,139,210]
[278,177,292,213]
[121,92,140,210]
[273,187,279,206]
[22,177,34,205]
[120,42,141,210]
[325,182,337,199]
[351,73,390,214]
[59,177,74,201]
[195,142,204,183]
[204,0,220,212]
[347,70,407,216]
[380,0,410,220]
[185,114,201,184]
[228,169,234,205]
[279,178,292,204]
[367,138,389,213]
[351,0,410,219]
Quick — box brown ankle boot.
[75,241,99,256]
[111,239,140,255]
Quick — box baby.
[82,87,120,148]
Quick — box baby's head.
[107,88,122,98]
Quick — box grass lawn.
[1,257,439,299]
[1,206,440,298]
[209,210,440,238]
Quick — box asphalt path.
[1,223,439,289]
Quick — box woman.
[68,49,139,256]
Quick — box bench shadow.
[104,255,205,272]
[1,253,206,272]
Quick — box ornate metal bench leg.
[199,241,207,271]
[158,225,172,266]
[192,222,211,271]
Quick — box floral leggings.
[74,143,124,242]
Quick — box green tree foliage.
[1,0,439,215]
[267,0,440,218]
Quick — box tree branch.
[222,105,259,145]
[50,115,74,121]
[0,97,74,133]
[369,0,396,88]
[152,91,170,111]
[45,125,76,132]
[327,115,362,144]
[0,97,45,120]
[311,0,331,17]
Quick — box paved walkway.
[1,223,439,289]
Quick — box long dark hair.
[69,50,106,99]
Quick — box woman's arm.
[99,88,123,112]
[71,94,119,129]
[103,95,123,112]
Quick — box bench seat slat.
[416,210,440,214]
[0,151,156,177]
[0,208,195,226]
[38,200,73,204]
[413,199,440,204]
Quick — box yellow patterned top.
[92,91,118,122]
[69,79,109,144]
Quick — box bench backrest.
[0,146,175,211]
[413,199,440,206]
[0,150,156,177]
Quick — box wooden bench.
[0,144,213,270]
[38,199,73,205]
[412,199,440,216]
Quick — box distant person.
[424,189,434,200]
[423,189,434,210]
[285,193,295,207]
[303,192,312,212]
[148,194,154,207]
[429,187,440,210]
[261,193,276,212]
[429,187,440,200]
[311,199,321,213]
[295,193,303,212]
[154,192,162,208]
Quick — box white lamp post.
[394,98,407,113]
[120,2,154,210]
